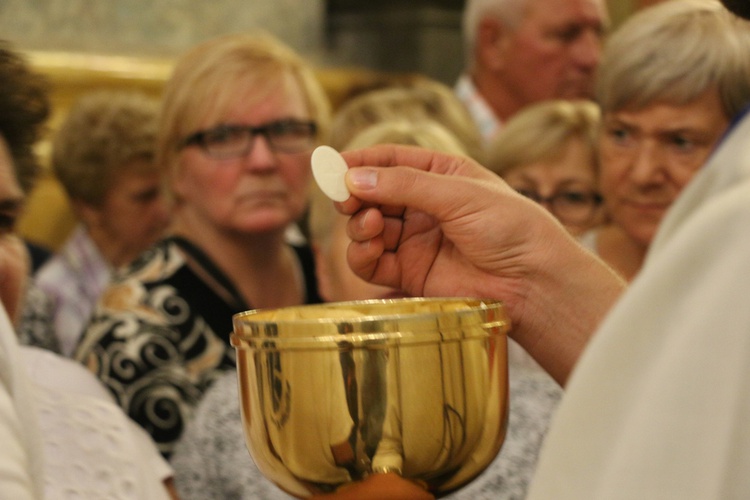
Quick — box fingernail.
[347,168,378,190]
[359,209,370,230]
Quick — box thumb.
[345,165,501,220]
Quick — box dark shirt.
[75,237,320,457]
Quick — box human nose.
[629,141,666,184]
[522,190,556,212]
[571,30,602,70]
[536,196,555,211]
[152,196,173,226]
[242,134,277,171]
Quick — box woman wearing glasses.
[484,99,606,237]
[75,33,330,458]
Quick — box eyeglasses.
[515,188,604,225]
[179,119,318,159]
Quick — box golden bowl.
[231,297,510,498]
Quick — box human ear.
[72,199,104,229]
[477,17,511,71]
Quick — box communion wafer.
[312,145,350,202]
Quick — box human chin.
[558,79,595,99]
[230,209,293,234]
[623,218,660,247]
[622,201,668,225]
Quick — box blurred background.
[2,0,649,86]
[3,0,654,250]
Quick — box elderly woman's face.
[503,137,605,236]
[173,73,314,235]
[598,88,729,247]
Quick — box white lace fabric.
[23,346,172,500]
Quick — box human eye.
[554,189,602,207]
[555,25,583,43]
[195,125,250,158]
[203,125,245,146]
[513,188,541,202]
[556,191,591,206]
[604,124,632,147]
[132,187,162,205]
[270,120,313,138]
[0,212,18,236]
[668,133,696,153]
[268,120,316,152]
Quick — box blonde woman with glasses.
[75,33,330,458]
[485,99,605,237]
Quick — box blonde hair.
[157,33,331,182]
[344,119,468,156]
[52,90,160,205]
[597,0,750,118]
[485,99,600,176]
[330,78,483,162]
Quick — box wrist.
[510,235,625,385]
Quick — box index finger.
[336,144,499,214]
[341,144,496,180]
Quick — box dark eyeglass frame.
[515,188,604,224]
[178,119,318,159]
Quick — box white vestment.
[529,111,750,499]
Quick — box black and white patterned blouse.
[74,236,320,458]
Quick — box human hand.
[338,145,625,384]
[339,144,563,324]
[310,473,434,500]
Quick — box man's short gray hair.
[461,0,529,70]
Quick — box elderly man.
[455,0,608,142]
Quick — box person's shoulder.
[32,381,170,500]
[199,371,239,412]
[35,226,94,280]
[33,252,71,290]
[113,238,184,283]
[20,345,113,401]
[75,240,187,354]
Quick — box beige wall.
[0,0,326,63]
[2,0,645,85]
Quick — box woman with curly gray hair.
[34,90,171,356]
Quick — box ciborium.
[231,297,510,498]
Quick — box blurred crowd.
[3,0,750,498]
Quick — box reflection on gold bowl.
[231,297,510,498]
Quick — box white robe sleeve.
[528,112,750,499]
[0,307,43,499]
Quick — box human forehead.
[604,92,728,134]
[505,156,597,187]
[203,72,311,127]
[109,167,161,193]
[522,0,608,28]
